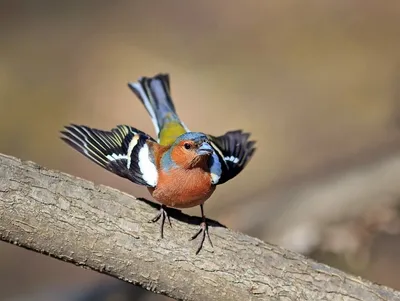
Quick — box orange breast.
[149,168,215,208]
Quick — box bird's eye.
[184,143,191,150]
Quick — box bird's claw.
[190,221,213,254]
[149,205,172,239]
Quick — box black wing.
[60,124,159,187]
[208,130,256,185]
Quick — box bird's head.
[167,132,214,169]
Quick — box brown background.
[1,1,400,300]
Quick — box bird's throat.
[189,154,210,169]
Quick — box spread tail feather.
[128,73,189,141]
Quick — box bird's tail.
[128,73,189,145]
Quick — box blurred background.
[2,0,400,300]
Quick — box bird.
[60,73,256,254]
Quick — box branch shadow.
[136,197,227,229]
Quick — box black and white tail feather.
[208,130,256,185]
[128,73,190,140]
[61,124,158,187]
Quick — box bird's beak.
[196,142,213,156]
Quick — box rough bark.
[0,153,399,301]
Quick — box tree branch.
[0,153,399,301]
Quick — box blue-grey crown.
[174,132,208,144]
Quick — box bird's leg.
[190,205,213,254]
[149,204,172,239]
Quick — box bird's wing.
[208,130,256,185]
[61,124,159,187]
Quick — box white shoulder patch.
[210,173,221,184]
[210,153,222,184]
[138,144,158,187]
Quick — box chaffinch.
[61,73,256,254]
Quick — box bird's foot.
[149,205,172,239]
[190,220,213,255]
